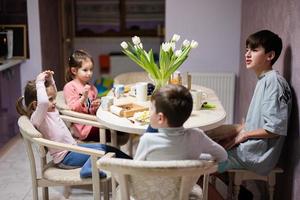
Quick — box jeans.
[218,149,244,173]
[146,125,158,133]
[61,143,132,178]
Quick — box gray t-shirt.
[231,70,292,175]
[134,127,227,163]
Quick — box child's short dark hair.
[246,30,282,65]
[151,84,193,127]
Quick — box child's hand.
[82,84,91,98]
[44,70,54,81]
[224,131,248,150]
[91,98,101,109]
[36,70,54,82]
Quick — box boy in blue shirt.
[211,30,292,176]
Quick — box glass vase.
[148,74,170,94]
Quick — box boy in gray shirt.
[134,84,227,163]
[211,30,292,176]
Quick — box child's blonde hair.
[16,79,51,117]
[65,49,94,82]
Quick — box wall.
[39,0,64,89]
[21,0,42,93]
[238,0,300,199]
[165,0,242,75]
[74,37,162,82]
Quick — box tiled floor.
[0,135,99,200]
[1,135,247,200]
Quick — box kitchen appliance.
[0,30,13,59]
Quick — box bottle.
[171,71,182,85]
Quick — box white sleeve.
[199,131,228,162]
[50,76,57,92]
[31,79,49,127]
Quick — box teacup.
[113,84,125,98]
[190,90,207,110]
[101,96,114,111]
[135,82,148,102]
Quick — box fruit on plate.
[133,110,150,124]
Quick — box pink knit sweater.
[63,79,99,140]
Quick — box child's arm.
[89,86,100,114]
[45,70,57,92]
[31,72,51,127]
[224,128,279,150]
[200,132,228,162]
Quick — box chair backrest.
[113,71,152,85]
[56,91,70,110]
[18,115,47,158]
[98,157,217,200]
[18,115,107,200]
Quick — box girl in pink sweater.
[63,50,101,141]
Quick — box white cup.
[190,90,207,110]
[135,82,148,102]
[113,84,125,98]
[101,96,114,111]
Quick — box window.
[75,0,165,37]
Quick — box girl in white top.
[16,70,131,178]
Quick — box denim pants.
[146,125,158,133]
[61,143,132,178]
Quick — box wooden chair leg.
[112,175,117,200]
[233,173,242,200]
[99,128,107,144]
[42,187,49,200]
[63,186,71,199]
[102,181,109,200]
[203,174,209,200]
[268,173,276,200]
[31,181,38,200]
[227,172,234,200]
[127,135,133,156]
[110,130,118,148]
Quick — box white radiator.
[190,73,235,124]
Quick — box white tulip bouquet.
[120,34,198,91]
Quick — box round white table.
[96,85,226,135]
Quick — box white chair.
[227,168,283,200]
[113,71,152,85]
[56,91,129,146]
[18,115,110,200]
[113,71,153,155]
[97,153,218,200]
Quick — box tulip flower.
[120,41,128,49]
[132,36,141,45]
[121,34,198,91]
[171,34,180,42]
[183,39,190,48]
[175,50,182,57]
[191,40,198,48]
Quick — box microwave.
[0,30,13,59]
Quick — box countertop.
[0,59,23,72]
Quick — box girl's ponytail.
[16,80,38,118]
[65,67,74,83]
[16,96,29,116]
